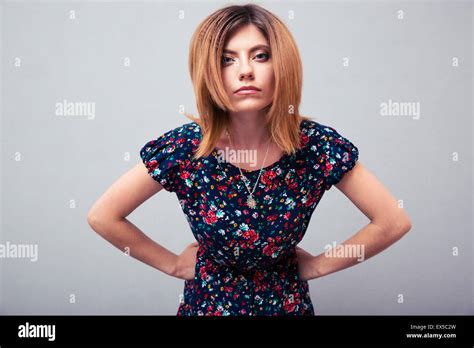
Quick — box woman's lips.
[235,89,261,95]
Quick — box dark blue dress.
[140,119,359,315]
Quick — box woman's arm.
[87,162,196,279]
[297,161,412,281]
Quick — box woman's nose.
[239,71,254,80]
[238,59,254,80]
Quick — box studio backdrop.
[1,0,472,315]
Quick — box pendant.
[246,195,257,209]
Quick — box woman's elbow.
[87,209,103,232]
[391,214,412,237]
[376,211,412,238]
[87,208,115,236]
[399,217,412,235]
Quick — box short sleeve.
[139,123,197,193]
[319,124,359,191]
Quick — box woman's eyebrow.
[223,44,270,54]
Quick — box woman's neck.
[226,111,270,149]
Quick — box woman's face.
[221,24,274,113]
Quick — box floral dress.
[139,119,359,316]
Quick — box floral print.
[140,119,359,315]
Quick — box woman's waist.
[195,243,299,277]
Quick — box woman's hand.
[172,242,199,280]
[295,246,317,281]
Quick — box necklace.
[225,128,271,209]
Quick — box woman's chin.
[230,101,270,113]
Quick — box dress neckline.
[211,147,293,174]
[206,119,310,174]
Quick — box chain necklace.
[225,128,271,209]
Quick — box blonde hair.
[184,3,313,159]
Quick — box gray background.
[1,0,472,315]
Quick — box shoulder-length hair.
[184,3,313,159]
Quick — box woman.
[88,4,412,316]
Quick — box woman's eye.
[255,52,269,60]
[222,56,234,64]
[221,52,269,66]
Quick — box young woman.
[88,4,412,316]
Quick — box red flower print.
[203,210,217,225]
[283,298,297,313]
[300,133,309,146]
[262,244,279,257]
[146,159,158,172]
[180,171,190,179]
[304,192,317,207]
[260,170,278,190]
[266,214,278,222]
[242,229,259,243]
[261,170,277,185]
[324,159,333,177]
[199,266,207,280]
